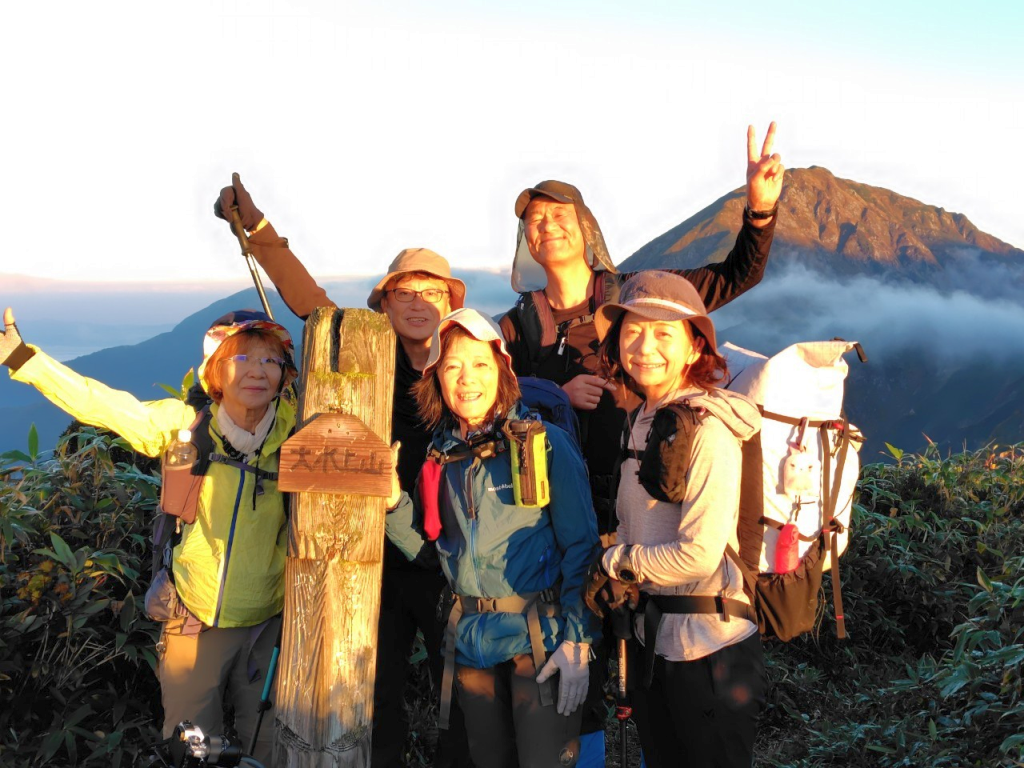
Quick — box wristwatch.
[616,546,637,584]
[744,203,778,220]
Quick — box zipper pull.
[557,333,567,356]
[175,518,181,534]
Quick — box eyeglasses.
[220,354,286,369]
[386,288,449,304]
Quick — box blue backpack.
[516,376,581,451]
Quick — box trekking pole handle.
[228,206,254,257]
[228,206,275,320]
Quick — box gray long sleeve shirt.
[602,386,761,661]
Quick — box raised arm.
[643,122,785,313]
[3,308,191,457]
[214,174,337,320]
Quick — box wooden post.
[274,307,395,767]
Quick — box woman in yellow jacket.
[0,307,297,764]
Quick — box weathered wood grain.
[275,307,395,767]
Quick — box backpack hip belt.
[637,592,757,688]
[438,588,561,729]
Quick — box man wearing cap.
[213,177,472,768]
[500,122,784,764]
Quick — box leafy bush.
[0,427,162,768]
[4,424,1023,767]
[757,443,1024,767]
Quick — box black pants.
[373,566,472,768]
[580,633,609,735]
[456,654,583,768]
[633,632,767,768]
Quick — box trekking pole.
[249,622,283,756]
[226,173,274,320]
[611,607,633,768]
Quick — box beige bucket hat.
[366,248,467,311]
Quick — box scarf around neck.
[214,402,278,459]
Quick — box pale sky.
[3,0,1022,285]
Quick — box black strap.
[427,434,509,466]
[639,594,756,687]
[209,454,279,480]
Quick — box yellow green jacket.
[12,347,293,628]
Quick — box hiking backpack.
[629,340,866,643]
[725,339,867,641]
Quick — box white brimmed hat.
[423,308,514,376]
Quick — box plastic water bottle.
[161,430,198,523]
[774,522,801,574]
[165,430,197,467]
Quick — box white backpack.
[723,340,866,640]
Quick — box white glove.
[536,640,590,716]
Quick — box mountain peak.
[621,166,1023,275]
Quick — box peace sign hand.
[746,121,785,213]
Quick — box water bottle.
[774,522,801,574]
[161,429,200,524]
[503,419,550,508]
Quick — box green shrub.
[758,443,1024,767]
[4,424,1023,767]
[0,427,162,768]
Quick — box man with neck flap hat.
[211,179,473,768]
[499,122,784,766]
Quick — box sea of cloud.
[711,262,1024,366]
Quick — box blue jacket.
[386,404,600,668]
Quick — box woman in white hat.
[385,308,600,768]
[593,272,767,768]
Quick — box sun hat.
[423,308,514,377]
[594,271,719,355]
[197,310,298,394]
[511,180,617,293]
[366,248,467,311]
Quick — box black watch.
[616,546,637,584]
[744,202,778,220]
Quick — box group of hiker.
[0,121,785,768]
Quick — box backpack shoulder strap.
[191,405,215,475]
[511,291,558,374]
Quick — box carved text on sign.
[288,445,389,475]
[277,413,392,495]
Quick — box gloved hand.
[1,308,31,369]
[536,640,590,716]
[213,172,264,231]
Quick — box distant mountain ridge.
[623,166,1024,278]
[621,166,1024,457]
[3,169,1023,458]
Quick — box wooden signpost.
[274,307,395,767]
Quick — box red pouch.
[774,522,801,574]
[419,458,443,541]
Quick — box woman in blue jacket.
[386,308,599,768]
